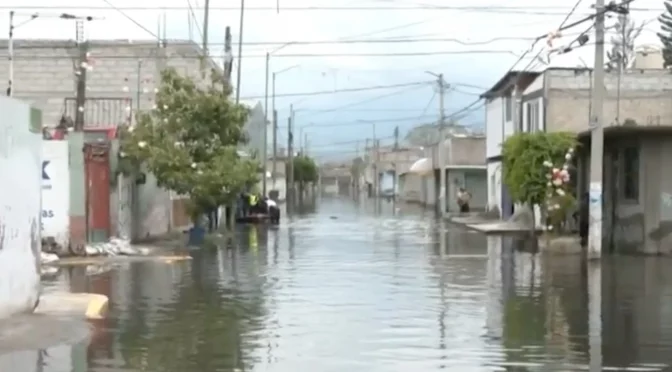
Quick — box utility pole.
[74,21,89,131]
[272,109,278,189]
[234,0,245,103]
[372,124,378,198]
[223,26,233,83]
[287,105,295,205]
[437,74,447,218]
[588,0,606,259]
[393,126,399,200]
[262,52,270,196]
[7,11,15,97]
[201,0,211,74]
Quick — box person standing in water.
[456,187,471,213]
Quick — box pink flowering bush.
[543,148,577,233]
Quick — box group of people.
[239,192,280,223]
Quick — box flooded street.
[19,197,672,371]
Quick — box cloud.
[0,0,667,160]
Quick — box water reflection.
[2,198,672,371]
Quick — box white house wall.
[0,97,42,319]
[487,162,502,213]
[41,140,70,249]
[485,98,503,158]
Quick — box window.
[525,102,532,132]
[504,95,512,122]
[526,101,540,132]
[622,145,639,200]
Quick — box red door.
[84,143,111,242]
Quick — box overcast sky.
[0,0,666,160]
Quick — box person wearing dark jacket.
[578,192,589,246]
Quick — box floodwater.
[8,196,672,371]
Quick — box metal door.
[84,143,111,242]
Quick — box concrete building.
[0,96,42,318]
[632,48,664,69]
[482,71,539,220]
[1,39,267,242]
[397,134,487,212]
[238,100,269,159]
[485,66,672,254]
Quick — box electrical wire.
[0,4,606,15]
[296,84,429,119]
[98,0,159,40]
[185,0,204,42]
[239,81,430,100]
[4,50,523,59]
[258,80,480,105]
[277,114,438,129]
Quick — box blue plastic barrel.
[188,225,206,246]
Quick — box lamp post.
[270,64,299,189]
[263,43,296,195]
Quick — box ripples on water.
[7,197,672,371]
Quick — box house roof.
[480,70,540,99]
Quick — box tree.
[119,67,260,222]
[607,13,643,70]
[501,132,578,234]
[658,1,672,68]
[292,155,319,194]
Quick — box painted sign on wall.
[42,141,70,248]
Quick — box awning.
[408,157,433,175]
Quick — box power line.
[0,5,604,14]
[240,81,430,100]
[247,80,482,101]
[298,84,429,118]
[98,0,159,40]
[4,49,523,59]
[112,35,568,48]
[278,114,437,129]
[185,0,204,42]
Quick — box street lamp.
[262,43,296,195]
[269,64,299,189]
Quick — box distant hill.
[404,121,472,146]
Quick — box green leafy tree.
[501,132,578,234]
[119,67,259,222]
[292,155,319,194]
[658,1,672,68]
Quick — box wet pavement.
[4,196,672,371]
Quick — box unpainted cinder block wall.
[0,40,216,241]
[545,69,672,133]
